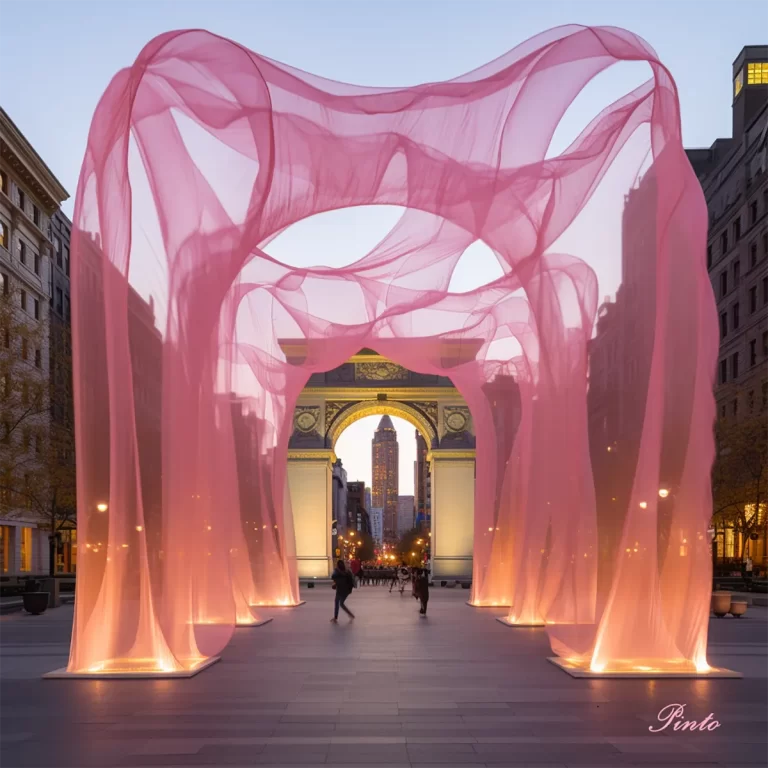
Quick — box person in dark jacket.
[331,560,356,622]
[414,568,429,616]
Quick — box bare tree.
[711,392,767,565]
[0,286,76,575]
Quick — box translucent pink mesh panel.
[69,25,716,674]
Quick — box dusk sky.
[0,0,762,493]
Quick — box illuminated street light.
[658,488,670,499]
[96,503,108,513]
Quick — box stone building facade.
[0,108,69,577]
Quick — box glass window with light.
[747,62,768,85]
[0,526,10,572]
[20,527,32,571]
[734,69,744,96]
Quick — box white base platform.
[251,601,305,608]
[467,601,511,608]
[43,656,221,679]
[496,616,545,627]
[236,617,273,628]
[547,657,743,679]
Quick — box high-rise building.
[331,459,348,535]
[685,46,768,423]
[684,45,768,566]
[369,507,383,544]
[397,495,414,537]
[346,481,369,534]
[413,432,430,530]
[371,415,399,541]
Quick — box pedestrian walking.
[414,568,429,616]
[330,560,356,622]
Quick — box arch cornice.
[327,400,436,450]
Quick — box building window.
[64,249,70,277]
[21,337,28,361]
[750,242,758,268]
[32,205,40,228]
[20,289,26,312]
[720,270,728,297]
[746,62,768,85]
[18,240,26,266]
[35,348,41,369]
[732,398,738,416]
[750,339,757,367]
[763,330,768,357]
[750,201,758,225]
[0,221,8,250]
[720,403,726,419]
[733,260,740,284]
[34,252,40,276]
[3,328,9,348]
[20,527,32,572]
[721,230,728,254]
[0,170,7,196]
[17,187,25,213]
[763,232,768,257]
[763,276,768,304]
[0,525,9,573]
[732,352,739,380]
[34,298,40,320]
[720,311,727,338]
[56,288,63,315]
[748,390,755,413]
[734,69,744,96]
[720,359,727,384]
[750,285,758,313]
[54,236,62,267]
[734,217,741,241]
[763,382,768,410]
[1,273,7,295]
[706,245,712,269]
[35,432,42,455]
[732,302,740,330]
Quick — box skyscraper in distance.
[371,415,399,541]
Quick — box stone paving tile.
[1,588,766,768]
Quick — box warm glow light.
[658,488,670,499]
[135,525,143,532]
[606,446,611,452]
[96,503,108,512]
[121,544,129,548]
[206,525,212,531]
[639,501,648,509]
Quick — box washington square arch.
[284,344,477,580]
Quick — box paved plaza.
[1,586,766,767]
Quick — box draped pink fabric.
[69,25,716,675]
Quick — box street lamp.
[658,488,670,499]
[96,503,108,513]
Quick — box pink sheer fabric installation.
[69,25,716,675]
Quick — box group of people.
[330,558,430,622]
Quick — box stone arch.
[327,400,437,450]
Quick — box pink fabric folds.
[68,25,716,674]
